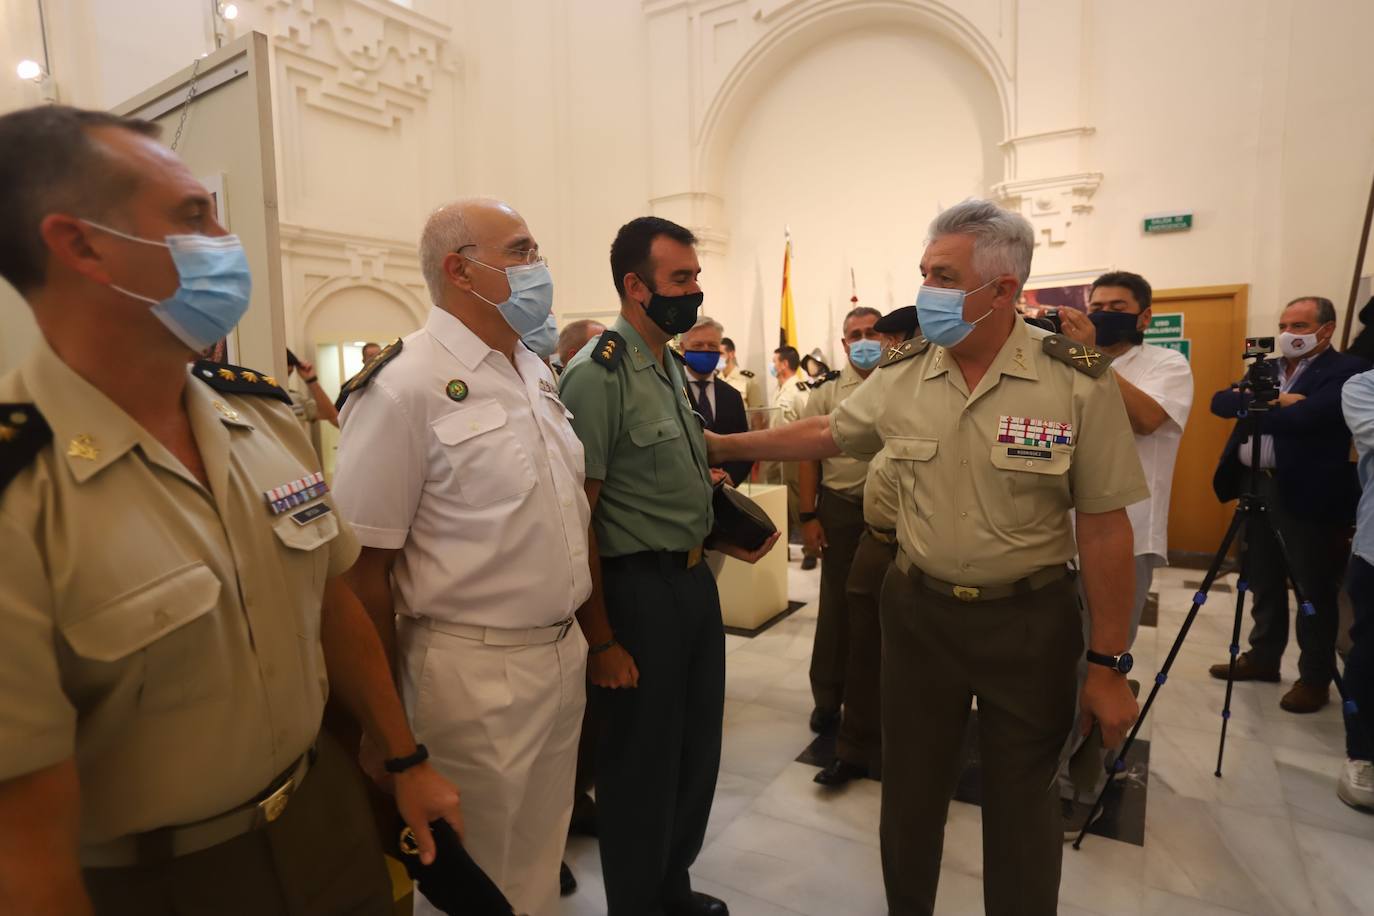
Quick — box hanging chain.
[170,57,203,151]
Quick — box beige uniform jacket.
[773,375,810,424]
[0,342,358,846]
[799,362,871,498]
[831,319,1148,586]
[721,365,764,410]
[862,450,899,530]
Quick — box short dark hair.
[0,105,161,294]
[721,337,736,352]
[1091,271,1152,312]
[1287,296,1337,325]
[609,216,696,298]
[843,306,882,329]
[774,346,800,371]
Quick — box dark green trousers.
[879,563,1080,916]
[810,488,866,711]
[836,530,895,770]
[85,733,392,916]
[596,556,725,916]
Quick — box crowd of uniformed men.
[3,101,1371,916]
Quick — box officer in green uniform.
[707,201,1145,915]
[559,216,777,916]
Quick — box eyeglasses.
[457,244,547,267]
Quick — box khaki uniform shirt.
[799,362,871,497]
[0,342,358,845]
[862,449,899,530]
[559,316,714,557]
[831,319,1148,586]
[721,365,763,410]
[773,375,810,424]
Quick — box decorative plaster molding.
[998,125,1095,149]
[992,172,1103,248]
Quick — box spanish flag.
[779,231,798,349]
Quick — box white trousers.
[398,617,587,916]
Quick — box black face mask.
[637,274,704,335]
[1089,310,1144,347]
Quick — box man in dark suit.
[681,315,753,485]
[1208,296,1370,712]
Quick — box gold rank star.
[0,424,16,442]
[217,368,236,381]
[67,434,99,461]
[263,375,278,388]
[240,370,259,383]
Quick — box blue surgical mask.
[769,364,778,378]
[716,354,727,372]
[86,220,252,352]
[915,278,998,349]
[849,338,883,370]
[470,258,555,336]
[522,312,558,358]
[683,350,720,376]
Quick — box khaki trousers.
[398,617,587,916]
[85,733,391,916]
[879,563,1081,916]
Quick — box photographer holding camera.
[1207,296,1369,713]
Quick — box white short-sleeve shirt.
[333,307,592,628]
[1112,343,1195,561]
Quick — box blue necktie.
[694,380,714,426]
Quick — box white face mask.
[1278,330,1319,359]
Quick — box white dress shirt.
[1112,343,1194,561]
[333,307,591,628]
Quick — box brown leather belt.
[81,745,315,868]
[895,551,1069,603]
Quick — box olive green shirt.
[799,362,871,497]
[559,315,714,556]
[831,318,1148,586]
[0,341,357,845]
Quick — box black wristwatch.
[799,511,819,523]
[384,743,430,774]
[1086,650,1133,674]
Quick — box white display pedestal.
[711,483,790,631]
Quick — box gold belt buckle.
[258,777,295,824]
[687,545,703,568]
[952,585,980,602]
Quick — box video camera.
[1238,336,1280,408]
[1022,307,1062,334]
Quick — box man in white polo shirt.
[333,198,591,916]
[1058,270,1193,826]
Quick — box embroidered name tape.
[997,416,1073,447]
[1006,447,1052,461]
[264,471,329,516]
[291,503,333,526]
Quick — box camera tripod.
[1072,381,1366,850]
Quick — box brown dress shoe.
[1279,680,1330,713]
[1208,652,1281,682]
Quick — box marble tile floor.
[558,564,1374,915]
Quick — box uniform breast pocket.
[628,416,683,485]
[432,403,537,507]
[987,444,1073,529]
[886,436,938,520]
[272,506,341,640]
[61,563,222,713]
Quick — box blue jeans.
[1343,555,1374,761]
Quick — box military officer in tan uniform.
[797,305,884,759]
[0,104,460,915]
[719,337,763,410]
[708,199,1146,915]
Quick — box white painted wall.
[2,0,1372,378]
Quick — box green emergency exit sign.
[1156,338,1191,361]
[1144,313,1184,339]
[1144,212,1193,233]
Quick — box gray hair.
[928,199,1035,291]
[1286,296,1337,325]
[686,315,725,336]
[418,199,484,305]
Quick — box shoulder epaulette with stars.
[337,338,403,407]
[590,330,626,371]
[1041,335,1113,379]
[806,370,842,389]
[878,337,930,369]
[0,404,51,496]
[739,369,755,379]
[192,360,292,405]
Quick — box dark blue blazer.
[1211,347,1369,524]
[689,377,754,486]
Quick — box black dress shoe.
[813,758,868,787]
[666,890,729,916]
[801,555,818,570]
[560,861,577,897]
[809,707,840,736]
